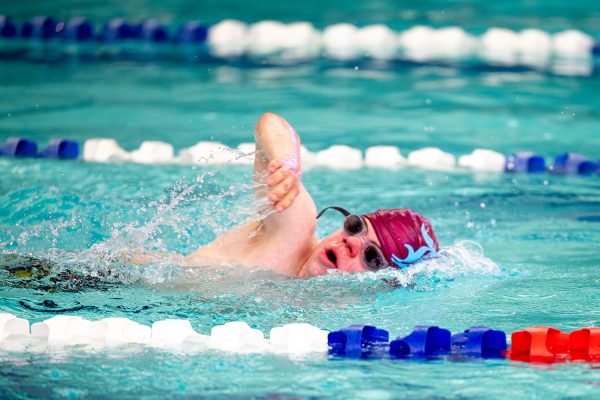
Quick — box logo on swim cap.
[390,224,437,268]
[363,208,439,269]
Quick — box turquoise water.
[2,0,600,398]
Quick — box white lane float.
[130,141,174,164]
[398,26,438,62]
[0,313,332,356]
[151,319,198,346]
[269,323,329,354]
[178,141,240,165]
[322,23,360,60]
[480,28,520,65]
[408,147,456,171]
[356,24,398,60]
[314,145,363,169]
[0,312,29,341]
[247,20,288,57]
[364,145,406,169]
[552,30,594,58]
[518,29,552,67]
[83,138,130,163]
[207,19,249,58]
[209,321,268,353]
[281,22,322,60]
[458,149,506,172]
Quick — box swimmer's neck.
[295,235,321,278]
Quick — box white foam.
[207,19,248,58]
[458,149,506,172]
[322,23,360,60]
[408,147,456,170]
[269,323,329,354]
[232,142,256,165]
[83,138,130,163]
[315,145,363,169]
[356,25,398,60]
[130,141,174,164]
[364,146,405,169]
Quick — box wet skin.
[300,218,383,277]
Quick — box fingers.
[268,173,296,202]
[268,159,282,174]
[265,159,301,212]
[266,167,288,187]
[274,181,299,212]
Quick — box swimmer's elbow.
[255,112,282,136]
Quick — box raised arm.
[254,112,302,212]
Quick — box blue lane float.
[451,326,507,359]
[0,137,38,157]
[328,324,507,360]
[176,21,208,43]
[390,325,451,359]
[505,151,546,173]
[551,153,598,175]
[139,19,169,42]
[0,16,17,38]
[38,139,79,159]
[20,16,58,40]
[100,18,137,41]
[63,17,94,41]
[328,325,389,358]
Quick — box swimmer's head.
[301,207,438,277]
[362,208,438,269]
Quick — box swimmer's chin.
[298,252,332,278]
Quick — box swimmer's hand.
[266,159,300,212]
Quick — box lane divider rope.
[1,137,599,176]
[0,16,598,75]
[0,313,598,363]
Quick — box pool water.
[1,0,600,398]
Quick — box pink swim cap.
[363,209,439,268]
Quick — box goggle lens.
[343,214,365,236]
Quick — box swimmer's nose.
[342,236,362,258]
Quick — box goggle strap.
[316,206,351,219]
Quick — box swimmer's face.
[303,218,384,277]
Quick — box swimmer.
[178,112,439,278]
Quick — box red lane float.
[569,328,600,362]
[509,326,600,363]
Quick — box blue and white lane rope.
[0,137,599,175]
[0,16,598,72]
[0,312,509,359]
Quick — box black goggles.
[317,206,388,272]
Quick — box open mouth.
[326,249,337,266]
[320,248,338,269]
